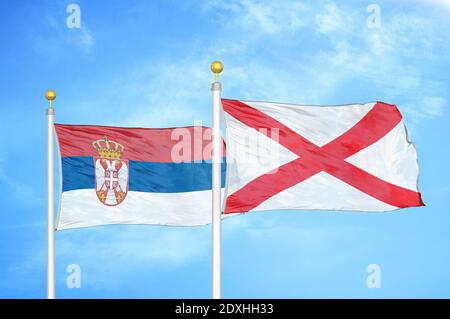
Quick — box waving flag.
[55,124,225,230]
[222,99,424,214]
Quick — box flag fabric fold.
[222,99,424,214]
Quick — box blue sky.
[1,0,450,298]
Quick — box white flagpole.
[45,90,56,299]
[211,61,223,299]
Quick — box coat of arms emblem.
[92,137,128,206]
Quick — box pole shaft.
[46,107,55,299]
[211,81,222,299]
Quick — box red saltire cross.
[222,99,424,214]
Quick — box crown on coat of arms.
[92,137,124,159]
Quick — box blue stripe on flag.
[61,156,226,193]
[61,156,95,191]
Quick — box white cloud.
[418,0,450,8]
[404,96,447,126]
[308,3,448,124]
[75,27,94,53]
[315,3,352,34]
[423,96,447,117]
[118,58,213,127]
[32,14,94,56]
[205,0,306,36]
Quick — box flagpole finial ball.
[45,90,57,101]
[211,61,223,75]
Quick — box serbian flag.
[55,124,225,230]
[222,99,424,214]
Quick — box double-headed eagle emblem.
[92,137,128,206]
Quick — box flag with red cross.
[222,99,424,214]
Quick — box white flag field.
[221,99,424,215]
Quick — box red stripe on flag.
[222,99,424,213]
[55,124,225,162]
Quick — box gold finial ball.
[211,61,223,74]
[45,90,57,101]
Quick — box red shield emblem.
[92,137,128,206]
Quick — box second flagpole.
[211,61,223,299]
